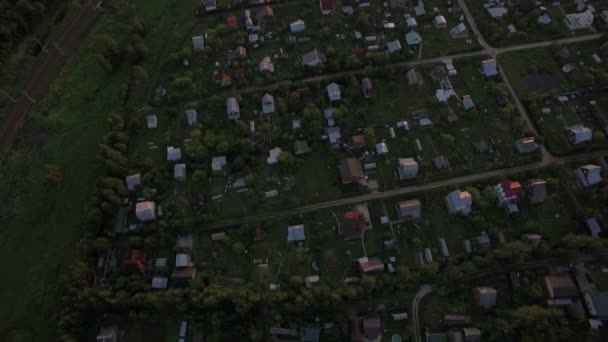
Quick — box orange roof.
[226,16,238,28]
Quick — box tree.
[364,127,377,147]
[278,151,295,172]
[132,65,149,82]
[479,185,496,210]
[192,170,208,186]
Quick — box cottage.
[258,56,274,73]
[566,124,592,145]
[326,82,342,101]
[396,199,421,221]
[290,19,305,33]
[261,93,275,114]
[398,157,418,179]
[120,249,145,275]
[407,68,424,86]
[339,157,364,184]
[445,190,472,215]
[434,15,447,28]
[174,163,186,181]
[125,173,141,191]
[450,23,469,38]
[387,40,402,54]
[301,49,326,67]
[528,178,548,204]
[515,137,539,154]
[545,274,578,298]
[192,35,204,51]
[185,109,197,126]
[462,95,475,110]
[494,179,522,210]
[136,201,156,222]
[167,146,182,161]
[146,114,157,128]
[481,59,498,77]
[474,287,497,309]
[405,31,423,46]
[358,256,385,273]
[211,156,227,172]
[361,77,376,98]
[226,97,240,120]
[287,224,306,243]
[564,10,594,30]
[575,164,602,189]
[339,210,368,240]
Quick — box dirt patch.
[522,73,557,93]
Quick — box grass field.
[0,0,198,340]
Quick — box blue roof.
[405,31,422,45]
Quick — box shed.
[152,276,168,289]
[125,173,141,191]
[211,156,227,172]
[290,19,306,33]
[146,114,157,128]
[376,142,389,154]
[175,253,193,267]
[192,35,204,51]
[136,201,156,222]
[174,163,186,181]
[261,93,275,114]
[185,109,197,126]
[396,199,421,220]
[226,97,240,120]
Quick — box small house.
[301,49,326,67]
[405,15,418,28]
[481,59,498,77]
[434,15,447,28]
[538,14,552,25]
[120,249,145,275]
[175,253,193,268]
[463,328,482,342]
[320,0,335,14]
[445,190,472,216]
[357,256,385,274]
[522,233,543,246]
[585,292,608,321]
[136,201,156,222]
[258,56,274,73]
[146,114,157,128]
[387,40,402,54]
[326,82,341,101]
[294,140,311,155]
[494,179,522,209]
[287,224,306,243]
[545,274,578,299]
[407,68,424,86]
[266,147,282,165]
[338,210,368,240]
[339,157,364,184]
[201,0,216,11]
[261,93,275,114]
[487,6,508,18]
[405,31,422,46]
[376,142,389,155]
[171,265,196,287]
[211,156,227,172]
[167,146,182,161]
[477,233,491,253]
[290,19,305,33]
[362,314,381,342]
[515,137,539,154]
[443,314,471,327]
[396,199,421,221]
[474,287,497,309]
[450,23,469,38]
[575,164,602,189]
[302,327,321,342]
[185,109,197,126]
[397,157,418,179]
[192,35,204,51]
[564,10,594,30]
[414,0,425,16]
[361,77,376,98]
[585,218,602,238]
[125,173,141,191]
[226,15,238,29]
[174,163,186,181]
[462,95,475,110]
[256,5,274,25]
[226,97,240,120]
[528,178,548,204]
[151,276,168,289]
[566,124,592,145]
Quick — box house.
[185,109,197,126]
[474,287,497,309]
[434,15,447,28]
[487,7,508,18]
[450,23,469,38]
[462,327,481,342]
[566,124,592,145]
[443,314,471,327]
[358,257,385,273]
[96,326,119,342]
[414,0,426,16]
[324,107,337,126]
[145,114,157,128]
[120,249,145,275]
[211,156,227,172]
[290,19,305,33]
[302,326,321,342]
[477,233,491,253]
[481,59,498,77]
[387,40,402,54]
[226,97,240,120]
[405,31,423,46]
[376,142,388,155]
[396,199,421,221]
[406,15,418,28]
[528,178,548,204]
[136,201,156,222]
[151,276,168,289]
[287,224,306,243]
[407,68,424,86]
[226,15,238,29]
[445,190,472,216]
[538,13,552,25]
[256,5,274,25]
[258,56,274,73]
[545,274,578,298]
[320,0,335,14]
[167,146,181,161]
[174,163,186,181]
[564,10,594,30]
[327,82,342,101]
[175,253,193,267]
[338,210,368,240]
[515,137,539,154]
[462,95,475,110]
[361,78,376,98]
[294,140,311,155]
[192,35,204,51]
[125,173,141,191]
[267,147,282,165]
[253,228,266,241]
[575,164,602,189]
[301,49,326,67]
[398,157,418,179]
[362,314,381,342]
[339,157,364,184]
[261,93,275,114]
[494,179,522,208]
[584,292,608,320]
[201,0,216,11]
[586,218,602,238]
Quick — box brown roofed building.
[362,314,381,342]
[226,15,238,29]
[339,157,364,184]
[545,274,578,299]
[339,210,368,240]
[120,249,145,275]
[357,257,384,274]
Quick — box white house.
[566,124,592,145]
[192,35,204,51]
[376,142,389,155]
[290,19,306,33]
[136,201,156,222]
[564,10,594,30]
[261,93,275,114]
[326,82,342,101]
[397,157,418,179]
[575,164,602,189]
[445,190,472,216]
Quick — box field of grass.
[0,0,199,340]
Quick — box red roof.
[339,211,367,240]
[320,0,335,12]
[226,16,238,28]
[500,179,522,201]
[120,249,145,275]
[351,48,365,62]
[253,228,266,241]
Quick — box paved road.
[411,253,608,342]
[0,2,98,156]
